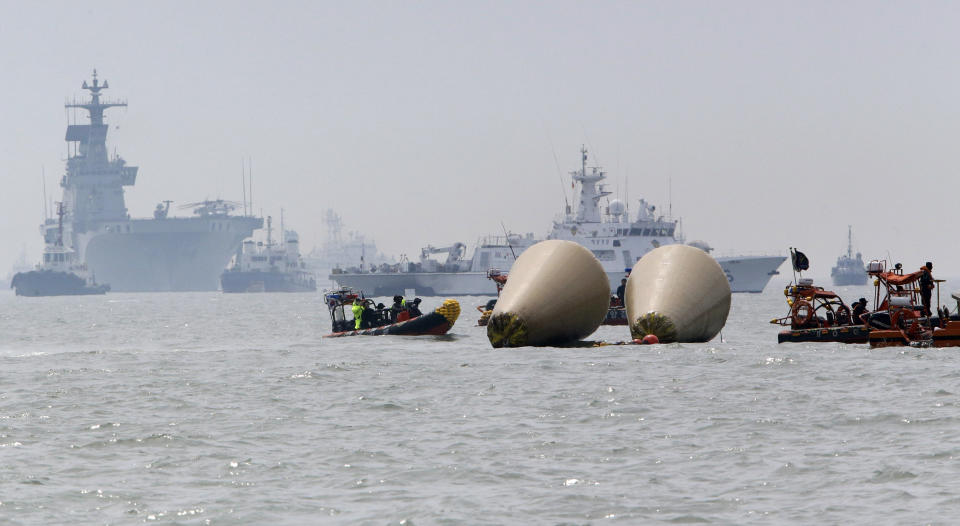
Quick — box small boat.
[475,268,627,326]
[324,288,460,337]
[771,276,864,343]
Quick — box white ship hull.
[76,216,262,292]
[331,255,784,296]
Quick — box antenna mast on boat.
[41,166,48,221]
[501,221,517,260]
[266,215,272,247]
[248,157,254,217]
[56,202,65,247]
[549,140,569,214]
[669,177,673,220]
[847,225,853,259]
[241,158,248,217]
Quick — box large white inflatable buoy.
[625,244,731,343]
[487,240,609,347]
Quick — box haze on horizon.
[3,1,960,281]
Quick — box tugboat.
[830,226,867,286]
[220,214,317,293]
[324,288,460,337]
[11,203,110,297]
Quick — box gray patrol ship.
[830,226,867,286]
[51,71,262,291]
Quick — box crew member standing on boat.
[919,262,935,316]
[352,298,364,330]
[616,278,627,305]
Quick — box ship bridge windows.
[630,226,674,237]
[592,250,615,261]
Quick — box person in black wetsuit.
[616,278,627,305]
[919,262,934,316]
[851,297,868,324]
[407,298,423,318]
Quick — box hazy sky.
[3,1,960,280]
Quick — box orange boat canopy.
[878,270,922,286]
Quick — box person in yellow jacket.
[352,298,364,329]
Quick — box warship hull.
[831,268,868,286]
[11,270,109,297]
[77,216,262,292]
[221,270,317,293]
[331,255,785,296]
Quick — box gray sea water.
[2,281,960,525]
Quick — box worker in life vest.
[352,298,363,329]
[389,295,404,322]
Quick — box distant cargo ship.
[831,226,867,286]
[50,71,261,291]
[331,147,785,295]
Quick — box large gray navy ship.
[52,71,262,291]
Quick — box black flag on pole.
[791,249,809,272]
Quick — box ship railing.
[710,249,788,258]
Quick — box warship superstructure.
[331,148,785,295]
[53,71,261,291]
[830,226,867,286]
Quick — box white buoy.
[625,244,731,343]
[487,240,610,347]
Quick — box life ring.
[791,299,814,327]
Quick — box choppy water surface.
[2,282,960,524]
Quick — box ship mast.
[56,202,65,247]
[847,225,853,259]
[266,215,273,247]
[64,69,127,162]
[571,146,611,223]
